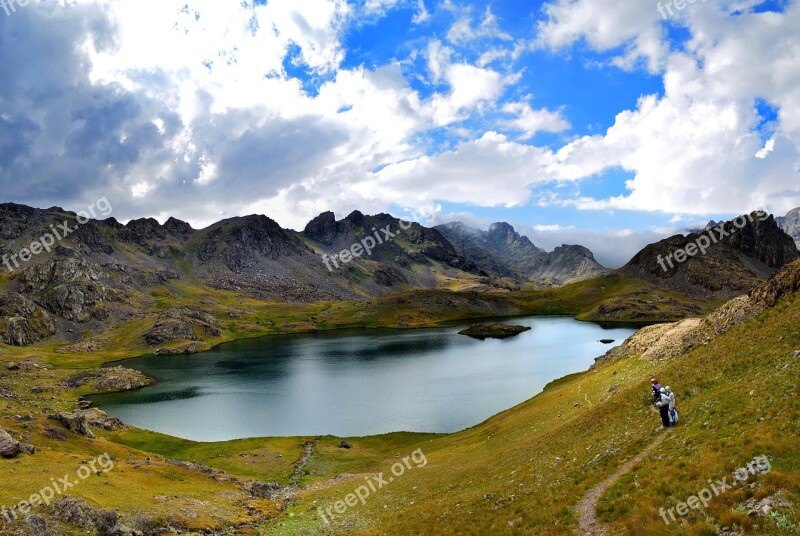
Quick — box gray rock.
[249,481,284,499]
[44,426,70,441]
[49,412,95,438]
[144,307,222,346]
[19,259,121,323]
[0,293,57,346]
[0,426,20,458]
[19,443,35,455]
[54,497,96,530]
[25,514,58,536]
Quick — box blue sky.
[0,0,798,266]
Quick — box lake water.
[91,317,637,441]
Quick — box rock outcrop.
[458,322,532,340]
[0,292,57,345]
[60,366,149,391]
[144,307,223,346]
[55,497,143,536]
[19,259,123,322]
[622,212,799,297]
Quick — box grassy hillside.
[0,267,792,534]
[250,269,799,535]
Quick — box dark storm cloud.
[0,4,180,208]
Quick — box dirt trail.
[577,430,669,535]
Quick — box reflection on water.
[92,317,637,441]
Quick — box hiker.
[651,378,662,404]
[656,387,672,428]
[665,386,677,426]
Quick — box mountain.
[621,211,799,297]
[0,204,504,348]
[3,202,792,352]
[436,221,608,286]
[777,207,800,249]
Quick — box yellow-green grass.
[0,419,250,532]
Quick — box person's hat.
[651,378,658,384]
[660,387,666,393]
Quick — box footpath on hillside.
[577,430,670,535]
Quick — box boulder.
[78,408,125,431]
[54,497,96,530]
[249,481,284,499]
[0,426,21,458]
[49,412,95,438]
[19,443,35,455]
[25,514,57,536]
[338,441,352,449]
[44,426,70,441]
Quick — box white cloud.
[412,0,431,24]
[502,101,571,139]
[536,1,800,216]
[532,224,574,231]
[447,6,512,45]
[536,0,669,73]
[365,132,557,208]
[755,138,776,159]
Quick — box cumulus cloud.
[538,1,800,217]
[502,101,571,139]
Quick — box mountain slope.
[620,211,799,298]
[436,221,608,286]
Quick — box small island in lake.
[458,323,532,340]
[598,339,616,344]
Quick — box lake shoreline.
[86,315,635,443]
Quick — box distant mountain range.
[0,202,798,348]
[435,221,607,285]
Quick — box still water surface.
[92,317,637,441]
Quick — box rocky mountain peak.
[164,217,193,235]
[304,211,337,245]
[623,211,799,296]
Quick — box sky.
[0,0,798,267]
